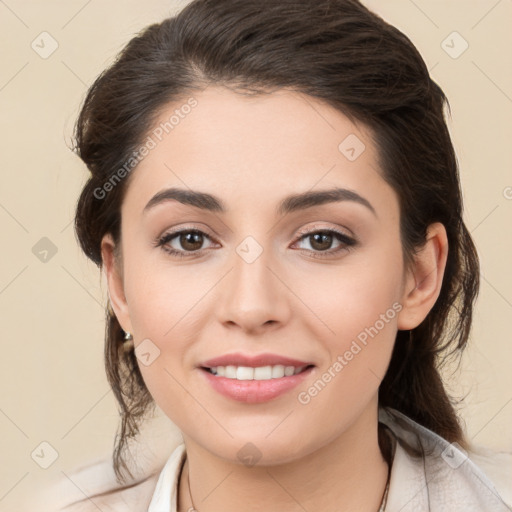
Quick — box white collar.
[148,408,510,511]
[380,407,510,511]
[148,442,186,511]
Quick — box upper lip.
[200,352,314,368]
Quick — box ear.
[397,222,448,330]
[101,233,133,334]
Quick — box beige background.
[0,0,511,510]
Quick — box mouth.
[199,363,316,403]
[201,364,315,381]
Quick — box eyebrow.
[143,186,377,217]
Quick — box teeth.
[237,366,254,380]
[254,366,272,380]
[271,364,285,378]
[225,365,237,378]
[208,364,308,380]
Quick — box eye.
[154,228,216,258]
[292,228,357,259]
[154,226,357,260]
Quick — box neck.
[178,403,389,512]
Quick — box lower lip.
[199,366,315,404]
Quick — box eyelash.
[154,226,357,260]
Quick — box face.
[103,86,432,465]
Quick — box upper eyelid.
[159,224,353,237]
[295,223,354,238]
[159,225,356,247]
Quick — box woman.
[58,0,510,510]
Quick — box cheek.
[121,253,215,404]
[122,227,403,426]
[293,271,401,437]
[297,241,403,340]
[294,239,403,393]
[123,242,206,337]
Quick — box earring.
[123,331,134,352]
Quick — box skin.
[102,86,448,512]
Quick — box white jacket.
[39,408,512,511]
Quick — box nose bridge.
[217,236,289,331]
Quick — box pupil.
[181,232,202,251]
[311,232,332,251]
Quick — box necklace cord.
[185,461,392,512]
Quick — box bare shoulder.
[35,457,162,512]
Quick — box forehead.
[122,86,394,219]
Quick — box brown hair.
[73,0,479,484]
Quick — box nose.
[216,244,291,335]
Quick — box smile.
[199,365,315,403]
[205,364,313,380]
